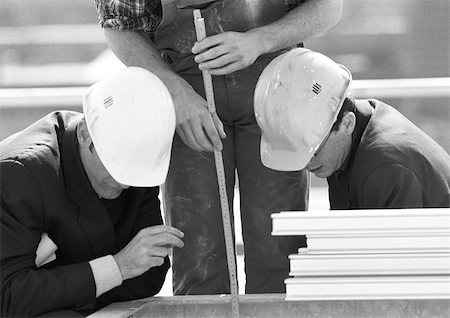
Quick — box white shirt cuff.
[89,255,123,297]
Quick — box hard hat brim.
[260,136,313,171]
[103,153,171,187]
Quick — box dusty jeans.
[162,53,309,295]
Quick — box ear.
[340,111,356,136]
[77,118,92,147]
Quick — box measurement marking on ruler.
[193,9,240,318]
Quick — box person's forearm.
[104,28,225,151]
[249,0,343,55]
[0,262,96,317]
[104,28,192,97]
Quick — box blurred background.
[1,0,449,295]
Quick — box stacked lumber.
[272,209,450,300]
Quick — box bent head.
[304,101,356,178]
[77,120,130,199]
[78,67,176,198]
[254,48,354,177]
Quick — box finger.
[198,53,236,71]
[175,128,189,146]
[190,117,215,152]
[157,246,173,257]
[211,112,227,139]
[200,115,223,150]
[194,46,229,64]
[144,225,185,238]
[148,246,170,258]
[177,128,203,152]
[146,256,165,268]
[179,123,206,152]
[191,35,223,54]
[153,233,184,248]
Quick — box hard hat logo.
[83,67,176,187]
[103,96,114,109]
[311,82,322,95]
[254,48,352,171]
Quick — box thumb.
[212,112,226,139]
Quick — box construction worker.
[255,48,450,209]
[0,67,184,317]
[94,0,343,295]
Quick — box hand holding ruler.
[193,9,240,318]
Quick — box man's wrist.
[247,28,272,56]
[89,255,123,297]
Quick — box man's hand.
[103,28,226,153]
[192,31,263,75]
[171,82,226,152]
[113,225,184,281]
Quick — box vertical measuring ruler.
[193,9,240,318]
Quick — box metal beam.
[88,294,450,318]
[1,78,449,109]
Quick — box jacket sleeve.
[0,161,97,317]
[359,163,423,208]
[96,187,170,307]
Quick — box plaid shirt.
[94,0,304,31]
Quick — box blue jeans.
[162,53,309,295]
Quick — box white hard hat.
[82,67,176,187]
[254,48,352,171]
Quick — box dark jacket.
[328,99,450,209]
[0,111,169,317]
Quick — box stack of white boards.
[271,209,450,300]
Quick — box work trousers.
[162,53,309,295]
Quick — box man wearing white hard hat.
[255,48,450,209]
[0,67,184,317]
